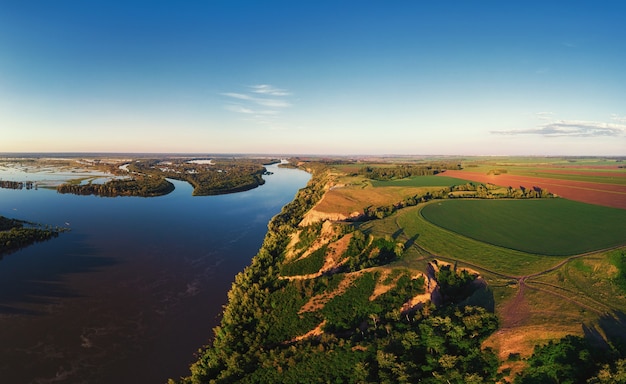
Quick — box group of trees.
[0,216,64,256]
[357,163,461,180]
[515,335,626,383]
[57,176,174,197]
[0,180,36,190]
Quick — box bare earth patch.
[288,321,327,343]
[299,271,362,314]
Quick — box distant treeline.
[0,180,36,190]
[357,163,462,180]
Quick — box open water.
[0,163,310,383]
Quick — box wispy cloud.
[535,112,554,121]
[492,117,626,138]
[611,114,626,124]
[250,84,291,96]
[221,84,293,128]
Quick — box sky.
[1,1,625,156]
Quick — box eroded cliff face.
[299,209,360,226]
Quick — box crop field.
[371,175,470,187]
[441,169,626,209]
[420,199,626,255]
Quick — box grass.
[420,199,626,256]
[364,204,564,276]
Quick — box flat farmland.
[441,169,626,209]
[421,199,626,255]
[371,175,470,187]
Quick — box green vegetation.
[57,175,175,197]
[515,335,624,384]
[347,236,402,271]
[421,199,626,255]
[0,216,65,256]
[609,250,626,292]
[280,245,327,276]
[357,163,461,180]
[371,175,470,187]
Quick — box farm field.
[420,199,626,255]
[371,174,470,187]
[441,169,626,209]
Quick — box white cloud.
[492,117,626,137]
[221,92,254,101]
[250,84,291,96]
[221,84,293,127]
[536,112,554,121]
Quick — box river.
[0,162,310,383]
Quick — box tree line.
[357,163,462,180]
[0,180,36,190]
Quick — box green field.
[371,175,470,187]
[420,199,626,256]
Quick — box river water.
[0,163,310,383]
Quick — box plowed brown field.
[441,170,626,210]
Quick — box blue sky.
[1,1,625,155]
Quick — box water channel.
[0,163,310,383]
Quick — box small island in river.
[0,216,66,257]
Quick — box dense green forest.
[0,216,64,256]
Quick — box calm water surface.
[0,163,310,383]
